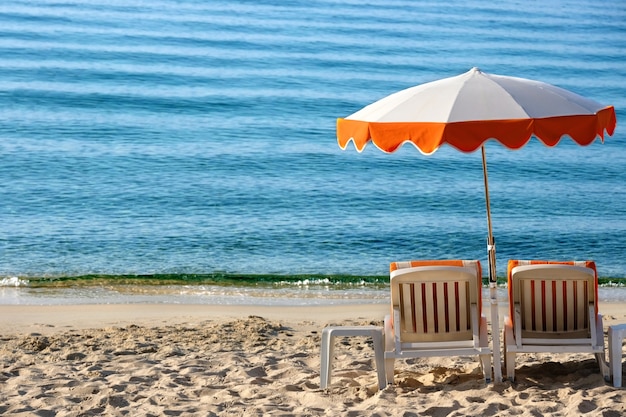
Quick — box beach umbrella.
[336,67,617,382]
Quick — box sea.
[0,0,625,306]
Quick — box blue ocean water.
[0,0,625,303]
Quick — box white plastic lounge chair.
[503,260,610,381]
[384,260,492,384]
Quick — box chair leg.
[595,314,611,381]
[320,328,333,389]
[383,315,395,384]
[385,357,395,384]
[370,330,387,389]
[478,316,492,383]
[503,325,516,381]
[479,352,492,383]
[505,350,516,381]
[609,325,626,387]
[596,353,611,381]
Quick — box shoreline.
[3,286,626,310]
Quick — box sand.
[0,302,624,416]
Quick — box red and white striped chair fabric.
[504,260,609,381]
[384,260,492,384]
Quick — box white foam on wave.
[0,276,29,287]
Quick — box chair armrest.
[590,304,604,348]
[384,314,394,352]
[514,303,522,348]
[503,314,515,348]
[471,303,480,346]
[392,306,402,352]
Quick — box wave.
[2,273,624,288]
[0,273,389,288]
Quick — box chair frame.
[503,261,610,381]
[384,261,492,384]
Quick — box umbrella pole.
[481,146,502,383]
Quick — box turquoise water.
[0,0,625,304]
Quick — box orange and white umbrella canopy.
[337,67,616,154]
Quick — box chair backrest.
[507,260,598,338]
[389,260,482,343]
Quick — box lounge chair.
[384,260,492,384]
[503,260,610,381]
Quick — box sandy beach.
[0,302,624,416]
